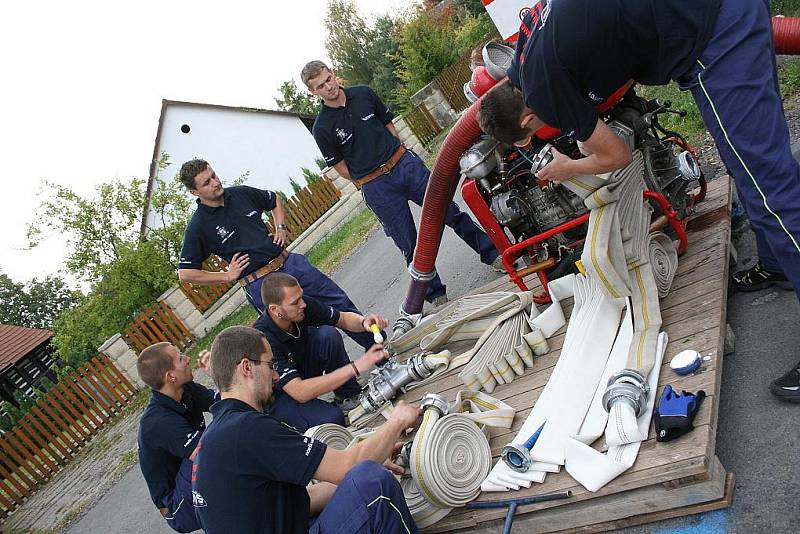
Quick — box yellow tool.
[370,323,384,344]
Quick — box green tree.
[315,157,327,171]
[323,2,402,105]
[31,152,196,368]
[301,167,321,185]
[0,272,78,330]
[275,80,320,115]
[289,178,303,194]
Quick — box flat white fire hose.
[403,390,515,528]
[304,423,355,450]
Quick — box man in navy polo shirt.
[478,0,800,401]
[255,272,388,431]
[137,342,216,533]
[177,158,374,351]
[302,60,502,307]
[192,325,419,534]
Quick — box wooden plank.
[0,478,20,515]
[0,460,31,500]
[33,401,82,450]
[62,374,109,426]
[0,437,45,486]
[10,425,57,477]
[99,353,137,398]
[48,383,96,437]
[17,412,64,467]
[21,409,69,463]
[87,357,126,409]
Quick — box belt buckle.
[379,163,390,175]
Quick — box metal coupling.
[602,369,650,417]
[501,421,545,473]
[407,264,438,282]
[420,393,449,417]
[357,354,438,414]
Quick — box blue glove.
[654,385,705,442]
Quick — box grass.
[304,207,379,274]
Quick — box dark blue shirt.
[254,295,340,390]
[179,185,281,277]
[192,398,327,534]
[138,381,216,509]
[507,0,720,141]
[312,85,400,180]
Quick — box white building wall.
[147,104,322,228]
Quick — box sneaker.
[432,295,449,308]
[731,261,793,292]
[335,395,361,413]
[490,255,506,273]
[770,361,800,403]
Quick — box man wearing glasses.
[192,325,419,534]
[302,60,503,308]
[255,272,388,431]
[137,343,216,532]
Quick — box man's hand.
[389,401,421,433]
[355,344,389,373]
[197,350,212,374]
[226,252,250,282]
[383,441,406,476]
[361,314,388,332]
[534,147,574,183]
[271,228,288,247]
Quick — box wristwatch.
[276,223,288,230]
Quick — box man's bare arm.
[385,121,400,139]
[281,345,387,402]
[178,252,250,285]
[307,482,337,515]
[332,161,351,181]
[313,401,420,484]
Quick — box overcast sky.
[0,0,409,285]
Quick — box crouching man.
[256,272,388,431]
[137,343,216,532]
[192,326,420,534]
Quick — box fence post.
[159,286,206,338]
[321,166,358,196]
[410,79,459,130]
[98,334,144,390]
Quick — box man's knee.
[346,460,397,492]
[313,326,346,357]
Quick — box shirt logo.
[183,430,199,448]
[192,490,207,508]
[335,128,352,145]
[216,225,235,243]
[245,210,258,217]
[361,113,374,121]
[587,91,604,103]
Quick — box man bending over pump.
[191,325,420,534]
[255,272,388,431]
[137,343,216,533]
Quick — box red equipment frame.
[462,179,691,304]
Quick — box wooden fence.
[122,301,195,354]
[404,104,443,146]
[433,53,473,113]
[0,355,137,518]
[180,178,342,312]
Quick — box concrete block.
[161,287,188,310]
[117,349,138,374]
[176,299,196,320]
[98,334,129,359]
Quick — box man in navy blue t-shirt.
[177,158,374,351]
[255,272,388,431]
[137,342,216,533]
[301,60,502,307]
[478,0,800,402]
[192,325,419,534]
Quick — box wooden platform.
[396,177,734,533]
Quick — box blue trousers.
[309,461,418,534]
[267,325,361,432]
[163,458,200,533]
[677,0,800,301]
[362,151,498,302]
[243,252,374,350]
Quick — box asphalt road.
[66,190,800,533]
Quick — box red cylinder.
[773,17,800,55]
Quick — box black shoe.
[770,361,800,403]
[731,261,793,292]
